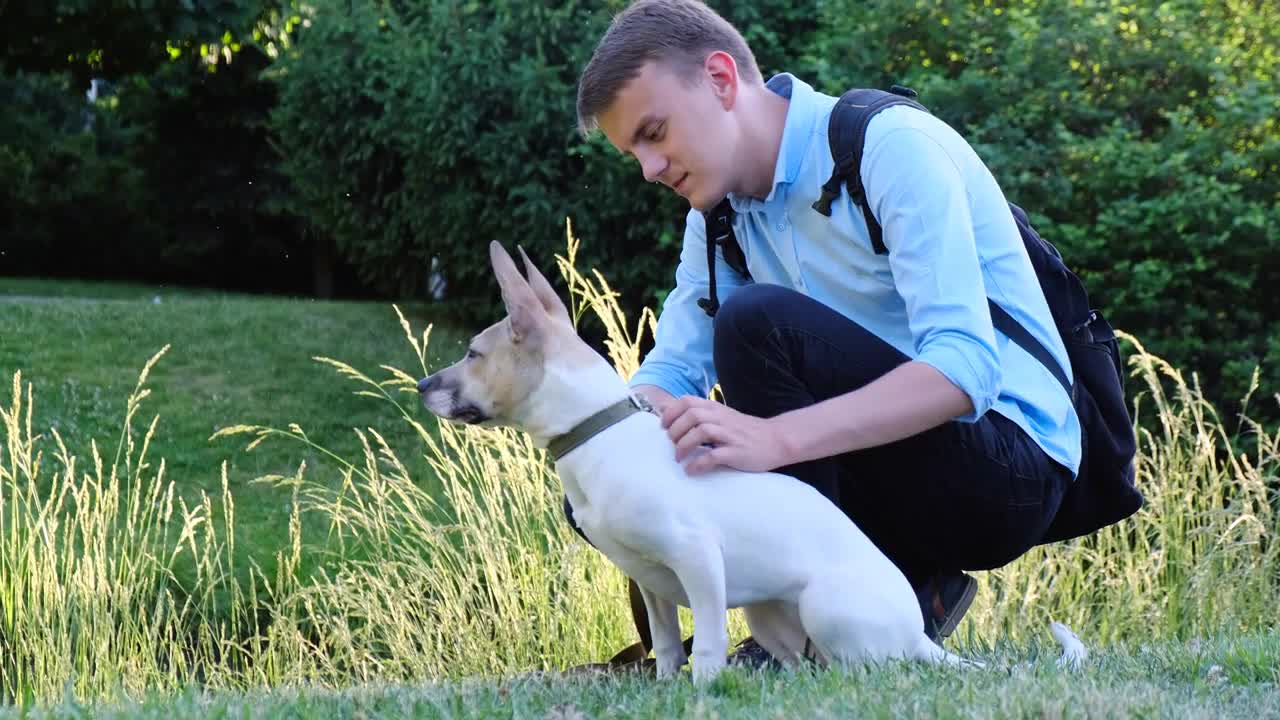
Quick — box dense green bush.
[0,71,163,275]
[110,45,310,290]
[1,3,333,295]
[810,0,1280,420]
[267,0,825,318]
[273,0,639,315]
[2,55,318,292]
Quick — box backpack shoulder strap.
[812,85,928,255]
[698,197,751,317]
[987,299,1072,395]
[817,86,1074,393]
[698,85,922,318]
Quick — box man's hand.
[639,361,972,476]
[659,396,792,475]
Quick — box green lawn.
[0,276,473,588]
[5,276,1279,718]
[7,631,1278,719]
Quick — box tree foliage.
[810,0,1280,418]
[4,0,1278,419]
[0,0,271,85]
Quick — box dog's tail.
[914,621,1087,671]
[1050,621,1088,671]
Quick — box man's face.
[596,60,738,212]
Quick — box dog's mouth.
[450,404,489,425]
[422,387,491,425]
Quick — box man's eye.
[648,123,665,141]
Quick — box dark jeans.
[564,283,1070,588]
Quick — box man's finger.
[666,405,717,444]
[687,446,730,475]
[674,423,725,460]
[659,396,696,429]
[673,425,707,460]
[662,395,718,420]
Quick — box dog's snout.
[417,376,434,394]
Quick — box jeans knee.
[713,284,805,402]
[713,283,795,355]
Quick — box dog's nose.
[417,376,433,393]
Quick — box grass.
[0,277,229,300]
[2,224,1278,715]
[4,632,1279,718]
[0,281,471,590]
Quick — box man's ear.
[518,246,573,327]
[703,50,739,111]
[490,241,542,343]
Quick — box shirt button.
[776,222,786,231]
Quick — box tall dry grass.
[2,221,1277,705]
[0,347,267,703]
[973,335,1280,643]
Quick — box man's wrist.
[631,383,676,412]
[766,412,803,469]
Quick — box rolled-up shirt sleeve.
[629,208,753,399]
[862,126,1002,421]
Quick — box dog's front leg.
[636,582,685,679]
[668,540,729,684]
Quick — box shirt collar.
[727,72,823,212]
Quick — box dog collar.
[548,394,655,461]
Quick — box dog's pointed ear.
[517,246,572,327]
[490,241,540,343]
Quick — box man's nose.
[417,376,434,393]
[637,148,667,184]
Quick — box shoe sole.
[936,575,979,640]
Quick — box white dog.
[419,241,1077,683]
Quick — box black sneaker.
[918,572,978,643]
[726,636,780,670]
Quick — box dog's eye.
[465,348,481,360]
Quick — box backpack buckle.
[812,181,844,216]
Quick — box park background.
[2,0,1279,716]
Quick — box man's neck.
[733,84,791,200]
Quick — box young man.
[571,0,1078,655]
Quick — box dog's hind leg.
[796,573,926,667]
[909,635,983,668]
[742,601,809,666]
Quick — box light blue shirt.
[629,73,1081,477]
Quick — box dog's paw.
[655,651,687,680]
[691,655,727,685]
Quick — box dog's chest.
[576,517,689,605]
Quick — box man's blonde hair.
[576,0,762,136]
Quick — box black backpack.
[698,85,1143,544]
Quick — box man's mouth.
[673,173,689,193]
